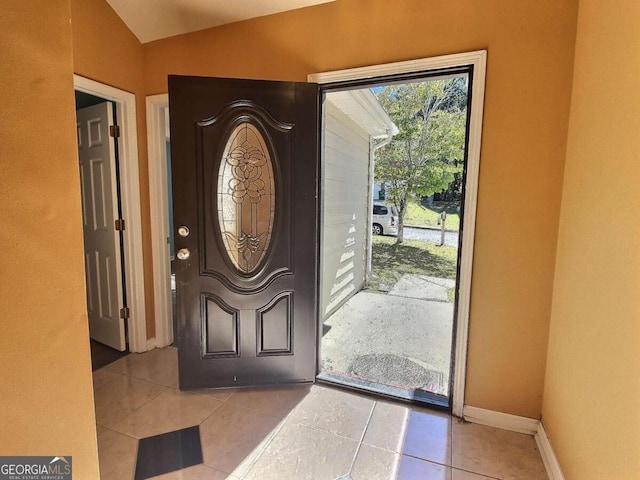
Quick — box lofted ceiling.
[105,0,336,44]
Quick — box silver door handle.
[177,248,190,260]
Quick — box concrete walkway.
[321,274,454,396]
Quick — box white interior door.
[77,102,126,351]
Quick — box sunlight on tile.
[401,408,451,465]
[452,421,548,480]
[287,385,374,440]
[244,421,358,480]
[363,401,410,452]
[91,348,549,480]
[396,455,451,480]
[351,444,399,480]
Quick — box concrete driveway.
[320,274,454,397]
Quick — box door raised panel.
[79,163,90,228]
[88,118,103,147]
[99,252,114,319]
[77,122,83,149]
[256,291,293,356]
[85,252,94,313]
[201,293,240,358]
[90,159,108,231]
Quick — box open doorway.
[146,51,485,415]
[74,76,148,358]
[317,68,472,409]
[75,91,130,370]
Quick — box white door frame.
[147,50,486,416]
[309,50,487,417]
[74,75,148,353]
[146,94,173,347]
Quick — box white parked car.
[372,202,399,236]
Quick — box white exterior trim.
[310,50,487,417]
[146,93,173,348]
[74,75,147,353]
[326,89,398,138]
[536,423,566,480]
[462,406,539,435]
[308,50,487,84]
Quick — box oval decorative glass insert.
[217,121,275,274]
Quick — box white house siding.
[321,100,372,320]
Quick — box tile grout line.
[343,400,377,479]
[451,466,501,480]
[188,392,235,427]
[92,371,124,391]
[236,406,299,479]
[95,358,174,432]
[97,385,169,433]
[448,417,504,480]
[284,411,376,444]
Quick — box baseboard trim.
[535,423,565,480]
[462,406,564,479]
[462,406,539,435]
[146,337,157,351]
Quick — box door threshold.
[316,371,450,411]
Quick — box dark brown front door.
[169,76,319,389]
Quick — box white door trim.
[309,50,487,417]
[74,75,148,353]
[146,93,173,348]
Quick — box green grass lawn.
[403,200,460,231]
[369,236,458,294]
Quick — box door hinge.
[120,307,130,319]
[115,218,126,231]
[109,125,121,138]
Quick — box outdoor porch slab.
[321,287,454,396]
[388,274,450,301]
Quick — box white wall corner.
[462,406,540,435]
[535,422,566,480]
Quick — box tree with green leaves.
[375,77,467,243]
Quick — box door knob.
[178,226,190,237]
[177,248,190,260]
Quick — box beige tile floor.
[93,347,549,480]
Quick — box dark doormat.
[135,426,203,479]
[90,339,129,371]
[347,353,445,393]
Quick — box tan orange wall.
[0,0,99,477]
[144,0,579,417]
[542,0,640,477]
[71,0,155,337]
